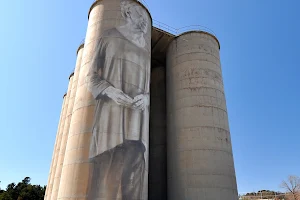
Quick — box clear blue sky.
[0,0,299,194]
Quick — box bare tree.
[281,175,300,200]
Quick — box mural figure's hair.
[120,0,136,19]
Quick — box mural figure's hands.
[133,94,149,111]
[103,86,133,107]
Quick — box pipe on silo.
[149,66,167,200]
[166,31,238,200]
[58,0,152,199]
[51,74,74,200]
[44,94,67,200]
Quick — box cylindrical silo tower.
[166,31,238,200]
[58,1,152,200]
[56,43,84,199]
[149,66,167,200]
[46,92,69,200]
[51,43,85,200]
[46,91,70,200]
[44,94,67,200]
[51,74,74,200]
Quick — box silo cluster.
[45,0,238,200]
[45,44,84,200]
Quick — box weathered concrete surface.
[57,0,152,199]
[51,75,74,200]
[57,1,108,197]
[149,66,167,200]
[44,95,66,200]
[56,45,85,200]
[47,81,71,200]
[56,1,111,198]
[166,31,238,200]
[52,45,84,200]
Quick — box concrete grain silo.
[57,1,151,199]
[44,94,66,200]
[50,43,85,200]
[166,31,238,200]
[47,84,70,200]
[51,74,74,200]
[149,66,167,200]
[56,43,84,199]
[45,1,239,200]
[148,27,174,200]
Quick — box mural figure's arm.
[86,64,111,100]
[86,66,133,106]
[103,86,134,107]
[132,60,150,111]
[86,39,133,106]
[133,94,149,110]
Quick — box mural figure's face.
[127,5,148,34]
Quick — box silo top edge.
[69,72,74,80]
[153,26,176,37]
[76,43,85,55]
[88,0,153,25]
[176,30,220,50]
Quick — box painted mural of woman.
[86,0,151,199]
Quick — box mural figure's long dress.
[86,28,150,200]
